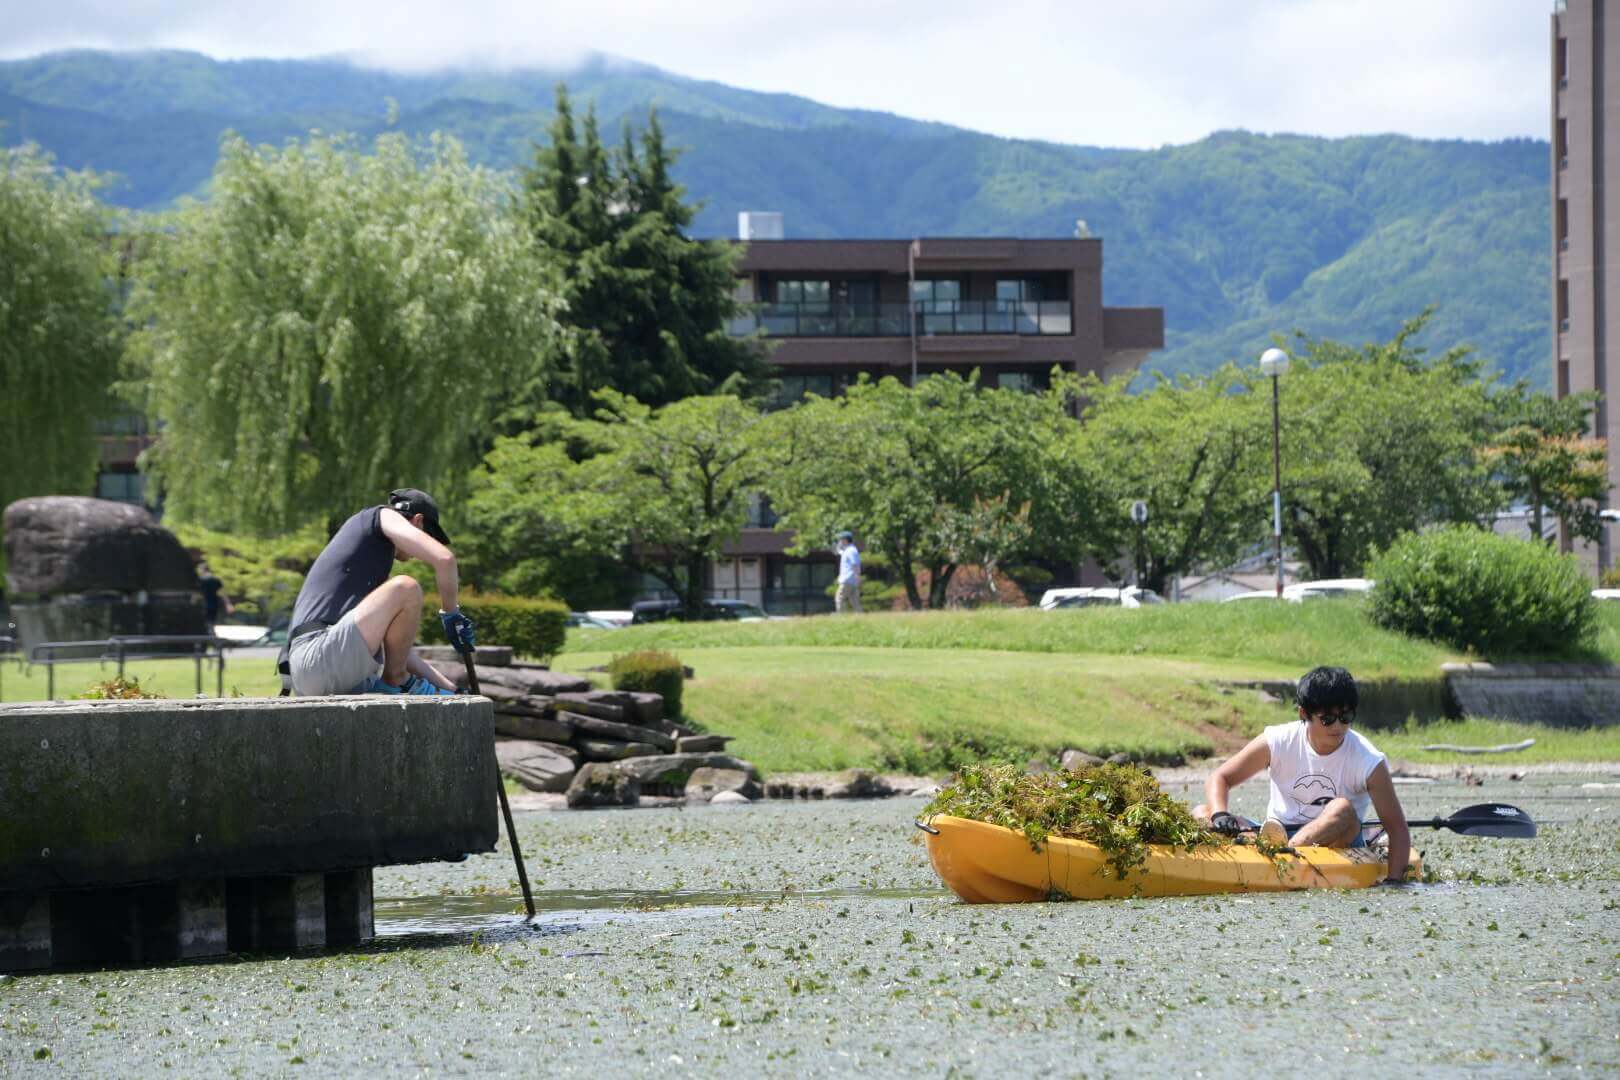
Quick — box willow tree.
[128,132,560,534]
[0,144,122,512]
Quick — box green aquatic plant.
[922,762,1222,880]
[73,676,164,700]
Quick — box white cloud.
[0,0,1549,148]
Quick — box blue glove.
[440,608,476,652]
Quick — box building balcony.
[730,299,1073,338]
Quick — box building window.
[1558,278,1571,331]
[997,372,1046,393]
[776,280,830,304]
[1558,118,1569,168]
[770,373,840,410]
[95,471,145,504]
[1558,359,1571,398]
[744,493,780,529]
[1558,198,1569,251]
[1557,36,1568,88]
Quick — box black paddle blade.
[1442,803,1537,838]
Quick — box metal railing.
[27,635,229,700]
[732,299,1073,338]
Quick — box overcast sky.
[0,0,1549,148]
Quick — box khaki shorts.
[288,609,381,696]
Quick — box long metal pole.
[1272,373,1285,598]
[458,650,536,920]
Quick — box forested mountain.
[0,49,1551,385]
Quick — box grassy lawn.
[0,655,282,703]
[558,646,1289,773]
[1375,717,1620,765]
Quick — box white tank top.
[1264,722,1386,825]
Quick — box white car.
[1221,578,1375,604]
[1039,586,1164,610]
[584,609,634,627]
[1592,589,1620,602]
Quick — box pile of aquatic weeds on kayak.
[922,762,1223,880]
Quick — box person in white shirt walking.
[835,531,863,613]
[1192,666,1412,885]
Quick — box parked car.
[630,598,774,623]
[1038,586,1164,610]
[1221,578,1376,604]
[565,611,621,629]
[1592,589,1620,602]
[585,609,634,627]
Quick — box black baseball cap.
[388,488,451,546]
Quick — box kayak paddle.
[1366,802,1537,839]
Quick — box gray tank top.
[289,506,395,629]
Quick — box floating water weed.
[922,762,1221,880]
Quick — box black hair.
[1296,666,1358,715]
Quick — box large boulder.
[555,710,676,752]
[565,762,640,808]
[685,766,762,802]
[3,497,196,596]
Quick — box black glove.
[1209,811,1245,836]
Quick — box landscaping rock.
[626,692,663,726]
[675,734,732,753]
[457,666,592,695]
[492,712,575,743]
[1061,749,1105,770]
[554,692,636,724]
[685,767,762,802]
[709,791,751,805]
[764,769,892,800]
[495,694,556,717]
[462,680,525,703]
[416,645,513,667]
[556,711,676,752]
[3,496,196,595]
[495,740,579,793]
[566,762,640,808]
[575,739,662,762]
[1106,752,1132,765]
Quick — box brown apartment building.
[706,223,1164,613]
[1554,0,1619,571]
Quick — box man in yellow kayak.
[1194,666,1412,884]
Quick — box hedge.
[1366,526,1595,656]
[423,592,568,662]
[607,649,684,718]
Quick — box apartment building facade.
[1553,0,1620,571]
[709,230,1164,614]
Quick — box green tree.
[0,143,122,513]
[1277,312,1500,579]
[463,393,773,614]
[765,373,1081,609]
[126,132,559,534]
[1481,388,1608,545]
[1072,366,1268,595]
[519,87,768,419]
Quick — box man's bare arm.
[1204,734,1271,816]
[378,508,460,611]
[1365,762,1411,881]
[406,650,457,692]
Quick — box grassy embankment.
[559,602,1620,772]
[7,603,1619,773]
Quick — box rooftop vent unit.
[738,211,784,241]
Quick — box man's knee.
[383,575,423,605]
[1316,798,1361,840]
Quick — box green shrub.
[607,649,684,717]
[424,592,568,662]
[1367,526,1596,656]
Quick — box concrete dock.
[0,695,496,970]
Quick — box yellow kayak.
[922,815,1421,903]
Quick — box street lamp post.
[1259,347,1290,598]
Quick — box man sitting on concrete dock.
[279,488,475,696]
[1192,666,1412,884]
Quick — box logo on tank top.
[1290,773,1337,819]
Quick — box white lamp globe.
[1259,347,1290,377]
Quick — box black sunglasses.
[1307,709,1355,727]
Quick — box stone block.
[415,645,513,668]
[553,692,633,723]
[228,874,326,951]
[676,734,732,753]
[493,711,574,743]
[685,766,762,802]
[556,710,676,752]
[575,739,662,762]
[0,696,497,892]
[627,692,664,726]
[566,762,640,808]
[496,740,579,792]
[323,869,374,946]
